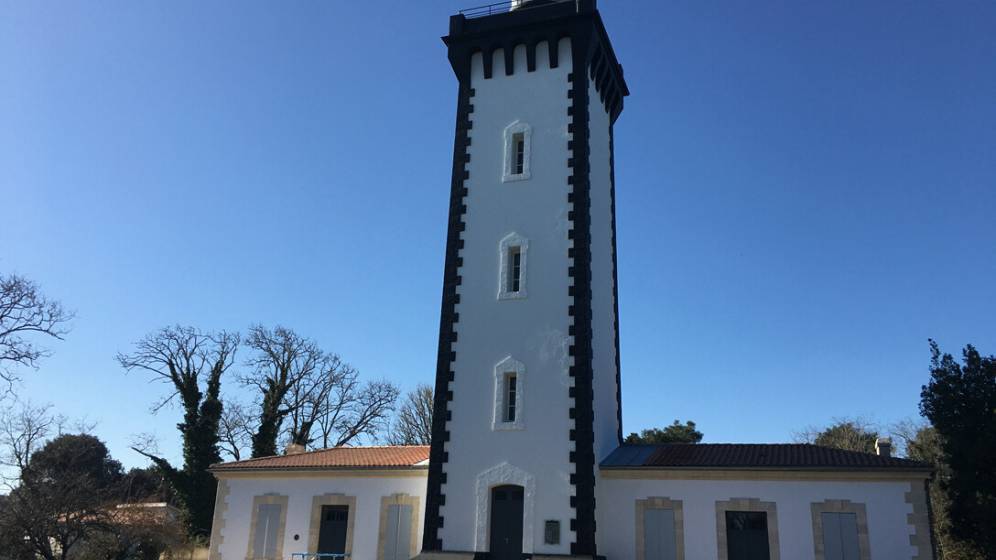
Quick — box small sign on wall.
[544,520,561,545]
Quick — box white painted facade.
[209,467,933,560]
[588,75,622,464]
[208,467,932,560]
[435,36,622,556]
[211,472,426,560]
[439,38,578,556]
[597,476,924,559]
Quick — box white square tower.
[423,1,628,557]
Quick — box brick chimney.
[284,443,306,455]
[875,437,892,458]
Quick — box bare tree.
[0,273,74,391]
[386,384,433,446]
[117,325,239,537]
[314,379,398,448]
[241,325,399,456]
[890,418,931,459]
[240,325,325,457]
[218,400,254,462]
[0,402,59,490]
[284,354,351,448]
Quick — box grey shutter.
[822,512,842,560]
[644,508,677,560]
[385,504,413,560]
[253,503,282,559]
[838,513,860,560]
[822,512,860,560]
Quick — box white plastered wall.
[596,475,922,560]
[214,473,426,560]
[438,38,575,555]
[587,77,621,464]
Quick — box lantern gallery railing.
[459,0,559,19]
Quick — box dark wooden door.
[489,485,524,560]
[726,511,770,560]
[317,505,349,555]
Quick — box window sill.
[498,290,527,301]
[492,421,525,431]
[502,172,531,183]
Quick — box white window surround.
[498,232,528,300]
[492,356,525,431]
[502,121,532,182]
[474,462,536,553]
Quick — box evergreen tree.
[624,420,703,444]
[920,340,996,558]
[1,434,123,560]
[118,326,238,537]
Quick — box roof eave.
[599,465,933,475]
[210,465,429,475]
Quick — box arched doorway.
[489,485,524,560]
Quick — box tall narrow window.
[504,373,517,422]
[493,356,524,430]
[513,132,525,175]
[503,121,531,182]
[498,233,528,300]
[507,246,522,293]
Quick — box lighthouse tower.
[423,1,627,558]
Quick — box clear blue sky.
[2,1,994,469]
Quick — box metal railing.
[290,554,349,560]
[459,1,514,18]
[459,0,560,19]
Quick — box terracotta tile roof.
[601,443,930,471]
[211,445,430,472]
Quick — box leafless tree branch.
[240,325,399,456]
[0,401,57,490]
[0,273,74,392]
[386,384,433,446]
[218,401,254,461]
[117,325,238,415]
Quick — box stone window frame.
[377,493,420,560]
[498,232,529,300]
[492,356,525,431]
[245,493,289,560]
[635,497,685,560]
[810,500,871,560]
[715,498,780,560]
[502,120,532,183]
[307,494,357,557]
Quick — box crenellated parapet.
[442,0,628,122]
